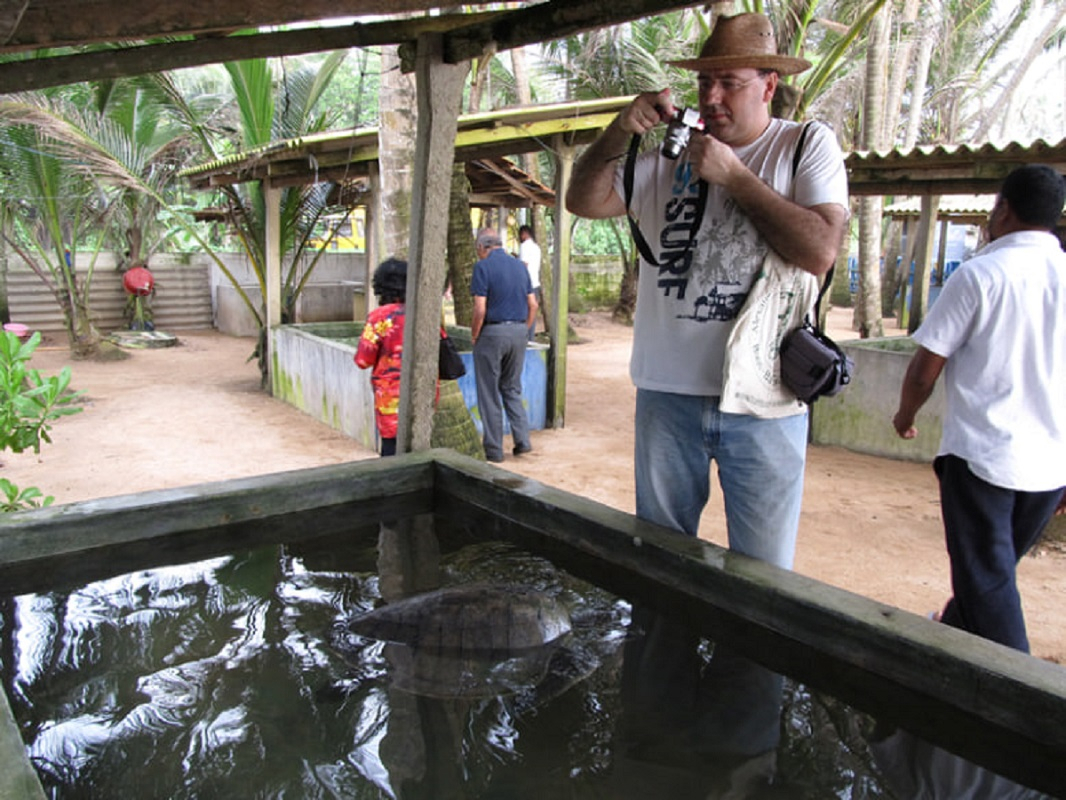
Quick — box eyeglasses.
[697,74,766,95]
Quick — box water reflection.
[0,511,1055,798]
[610,605,784,798]
[869,728,1056,800]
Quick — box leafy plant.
[0,330,83,511]
[0,331,83,454]
[0,477,53,511]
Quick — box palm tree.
[0,96,113,357]
[540,10,708,319]
[161,54,351,379]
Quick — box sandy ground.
[5,310,1066,663]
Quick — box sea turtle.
[337,583,596,700]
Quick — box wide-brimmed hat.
[668,13,811,76]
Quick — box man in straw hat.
[566,13,849,570]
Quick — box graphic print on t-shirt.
[657,161,767,324]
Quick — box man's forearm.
[726,168,845,275]
[566,117,630,219]
[471,306,486,343]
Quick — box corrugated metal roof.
[884,194,994,217]
[847,137,1066,196]
[180,96,633,188]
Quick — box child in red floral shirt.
[355,258,408,456]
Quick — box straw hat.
[668,13,811,76]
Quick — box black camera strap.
[623,134,708,268]
[622,120,812,270]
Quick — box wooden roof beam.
[399,0,707,69]
[0,13,501,94]
[0,0,496,53]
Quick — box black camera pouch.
[779,319,854,404]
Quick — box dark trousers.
[935,454,1064,652]
[473,324,531,461]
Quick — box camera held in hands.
[661,107,704,159]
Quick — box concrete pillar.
[397,33,469,453]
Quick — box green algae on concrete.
[0,687,46,800]
[811,336,944,462]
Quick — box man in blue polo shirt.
[471,228,538,463]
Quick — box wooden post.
[264,183,282,390]
[548,134,575,429]
[935,217,950,286]
[907,194,940,334]
[365,164,383,318]
[397,33,469,453]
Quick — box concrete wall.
[6,251,367,336]
[7,253,213,333]
[810,336,945,462]
[272,322,548,450]
[271,323,377,452]
[211,251,368,336]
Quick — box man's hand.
[567,88,675,220]
[618,89,675,137]
[893,411,919,440]
[686,132,745,187]
[893,347,947,441]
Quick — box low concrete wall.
[810,336,945,463]
[271,322,548,451]
[212,252,368,336]
[271,323,376,452]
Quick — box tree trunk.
[510,44,554,340]
[880,217,903,314]
[0,207,9,325]
[58,282,102,358]
[883,0,921,148]
[854,5,890,338]
[378,46,417,259]
[447,162,476,327]
[904,10,937,149]
[972,4,1066,142]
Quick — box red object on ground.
[3,323,30,340]
[123,266,154,296]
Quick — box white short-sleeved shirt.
[615,118,849,396]
[913,230,1066,491]
[519,238,541,289]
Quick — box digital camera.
[661,107,704,159]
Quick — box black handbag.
[438,334,466,380]
[779,267,853,404]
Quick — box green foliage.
[0,478,54,512]
[307,49,381,129]
[0,331,83,455]
[0,331,82,513]
[571,217,629,256]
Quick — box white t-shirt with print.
[615,118,849,396]
[913,230,1066,491]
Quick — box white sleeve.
[794,123,850,212]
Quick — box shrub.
[0,331,84,510]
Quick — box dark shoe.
[486,453,505,463]
[512,444,533,456]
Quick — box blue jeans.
[935,454,1064,652]
[635,389,808,569]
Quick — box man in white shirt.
[893,164,1066,652]
[518,224,542,340]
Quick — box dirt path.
[7,312,1065,662]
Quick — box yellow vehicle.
[309,209,366,251]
